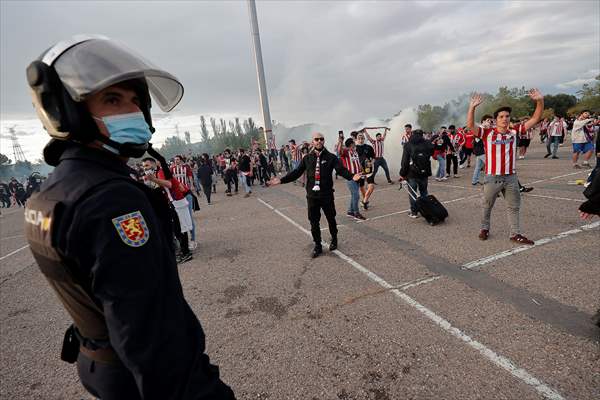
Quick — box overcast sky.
[1,0,599,159]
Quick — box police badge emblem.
[112,211,150,247]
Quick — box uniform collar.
[51,141,132,176]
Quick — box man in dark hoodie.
[399,129,434,218]
[269,132,362,258]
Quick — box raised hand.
[528,88,543,101]
[469,93,483,108]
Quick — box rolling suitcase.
[405,182,448,225]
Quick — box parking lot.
[1,141,598,400]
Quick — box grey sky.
[1,0,599,127]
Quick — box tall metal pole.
[247,0,272,148]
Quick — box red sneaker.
[510,234,534,245]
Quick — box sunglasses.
[313,137,325,141]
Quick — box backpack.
[410,143,430,176]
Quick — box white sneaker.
[189,240,197,250]
[441,176,448,181]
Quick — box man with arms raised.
[270,132,361,258]
[467,89,544,245]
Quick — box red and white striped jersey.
[368,137,385,158]
[171,164,193,187]
[339,148,361,174]
[449,132,465,148]
[290,144,299,162]
[547,119,567,137]
[480,124,523,175]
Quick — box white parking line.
[523,193,583,203]
[0,244,30,261]
[257,197,565,400]
[1,234,24,241]
[525,170,588,186]
[358,193,481,223]
[399,275,441,290]
[462,221,600,270]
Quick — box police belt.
[73,326,120,365]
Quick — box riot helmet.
[26,34,184,158]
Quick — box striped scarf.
[313,150,321,191]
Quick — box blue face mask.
[94,112,152,153]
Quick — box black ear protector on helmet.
[26,41,156,158]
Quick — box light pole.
[247,0,273,148]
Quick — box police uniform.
[24,35,235,400]
[25,141,234,399]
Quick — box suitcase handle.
[403,181,419,201]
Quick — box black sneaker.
[354,212,367,220]
[362,201,369,210]
[347,211,355,217]
[329,238,337,251]
[178,253,193,264]
[544,153,551,158]
[311,245,323,258]
[551,156,559,159]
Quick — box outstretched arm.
[523,89,544,131]
[467,93,483,137]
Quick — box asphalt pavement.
[1,140,598,400]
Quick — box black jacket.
[25,141,234,399]
[280,147,354,197]
[580,171,600,215]
[197,163,214,186]
[399,134,434,179]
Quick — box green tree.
[569,75,600,115]
[544,94,577,118]
[159,136,188,160]
[0,153,10,166]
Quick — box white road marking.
[1,234,24,241]
[399,275,441,290]
[429,183,472,190]
[358,193,480,223]
[525,170,588,186]
[0,244,30,261]
[337,185,399,199]
[523,193,583,202]
[258,197,565,400]
[321,224,345,231]
[462,221,600,270]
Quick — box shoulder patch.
[112,211,150,247]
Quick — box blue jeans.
[407,177,428,213]
[546,136,561,157]
[435,155,446,178]
[239,172,251,193]
[346,180,359,214]
[472,154,485,184]
[373,158,391,182]
[185,193,196,241]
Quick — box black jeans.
[202,184,212,204]
[446,154,458,175]
[407,177,429,213]
[77,353,141,400]
[225,170,238,192]
[373,157,391,181]
[307,195,337,245]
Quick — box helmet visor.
[53,39,183,112]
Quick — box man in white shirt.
[571,110,595,168]
[544,116,567,159]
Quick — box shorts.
[358,178,365,187]
[366,174,375,184]
[463,148,473,156]
[518,138,530,148]
[572,142,594,154]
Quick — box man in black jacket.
[399,129,434,218]
[269,132,361,257]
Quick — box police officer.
[24,35,235,399]
[269,132,361,258]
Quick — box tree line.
[415,75,600,132]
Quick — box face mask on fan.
[93,112,152,153]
